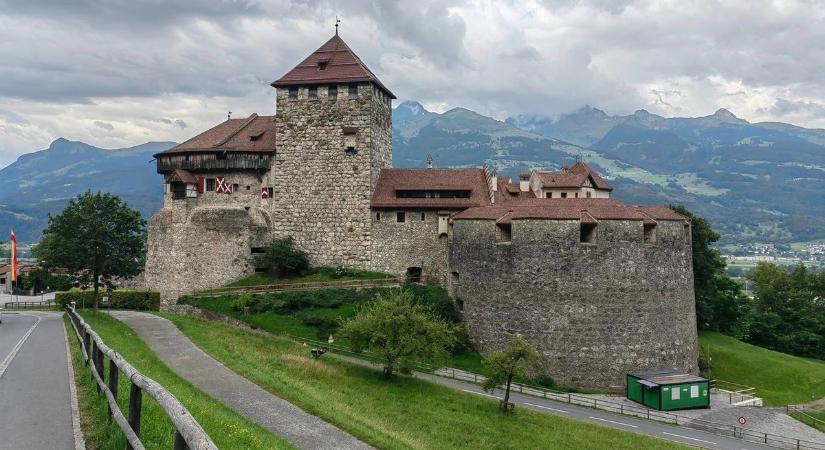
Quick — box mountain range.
[2,103,824,248]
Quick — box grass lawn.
[162,313,686,450]
[700,331,825,406]
[225,267,393,288]
[67,312,292,449]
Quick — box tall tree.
[339,289,457,378]
[481,335,542,412]
[669,205,745,330]
[33,192,146,312]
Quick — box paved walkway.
[109,311,372,450]
[0,312,82,450]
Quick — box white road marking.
[662,431,717,445]
[523,402,569,414]
[0,313,42,379]
[461,388,500,399]
[588,416,638,428]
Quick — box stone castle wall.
[144,182,272,303]
[370,209,450,284]
[449,218,698,388]
[270,84,392,268]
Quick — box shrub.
[256,237,310,277]
[110,290,160,311]
[56,289,101,308]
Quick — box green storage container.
[626,370,710,411]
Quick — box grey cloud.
[771,98,825,119]
[174,119,188,129]
[0,109,28,125]
[155,118,189,129]
[93,120,114,131]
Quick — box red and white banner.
[216,177,232,194]
[10,229,18,283]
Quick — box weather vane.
[227,111,232,120]
[335,16,341,35]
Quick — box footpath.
[108,311,372,450]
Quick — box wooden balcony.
[156,153,273,173]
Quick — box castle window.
[328,85,337,100]
[421,212,426,221]
[171,182,186,200]
[587,192,592,198]
[580,223,596,243]
[250,247,266,255]
[345,146,357,155]
[317,59,329,70]
[397,211,405,223]
[288,87,298,101]
[348,84,358,99]
[308,86,317,101]
[206,178,216,191]
[575,192,579,198]
[232,183,239,193]
[561,192,568,198]
[216,152,226,160]
[456,298,464,312]
[496,223,512,243]
[451,271,459,283]
[246,185,250,191]
[547,192,552,198]
[644,223,657,244]
[376,212,381,221]
[267,187,274,198]
[405,267,422,283]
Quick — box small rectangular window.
[376,212,381,221]
[232,183,239,193]
[348,84,358,99]
[397,211,405,223]
[267,187,274,199]
[586,192,592,198]
[561,192,568,198]
[671,387,681,400]
[496,223,512,243]
[421,212,426,221]
[575,192,579,198]
[547,192,552,198]
[288,87,298,101]
[308,86,317,101]
[690,385,699,398]
[644,223,657,244]
[328,85,337,100]
[457,298,464,312]
[206,178,216,191]
[580,223,596,243]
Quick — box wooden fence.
[192,277,401,297]
[66,305,217,450]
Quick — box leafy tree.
[481,335,542,412]
[339,289,458,378]
[256,237,310,277]
[669,205,746,330]
[33,192,146,312]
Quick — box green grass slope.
[68,312,291,449]
[163,313,686,450]
[700,331,825,406]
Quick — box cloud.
[93,120,114,131]
[2,0,825,164]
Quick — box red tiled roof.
[165,169,198,184]
[494,177,534,203]
[534,162,613,191]
[272,34,396,99]
[452,198,688,222]
[156,114,276,156]
[371,168,492,209]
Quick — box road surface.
[0,312,81,450]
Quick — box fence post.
[174,430,189,450]
[83,329,91,365]
[127,381,143,450]
[108,358,119,423]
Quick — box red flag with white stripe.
[10,229,18,283]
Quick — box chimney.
[519,172,530,192]
[426,153,433,169]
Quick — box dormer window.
[249,131,265,141]
[317,59,329,70]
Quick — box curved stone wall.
[449,218,698,388]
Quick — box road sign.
[738,416,747,425]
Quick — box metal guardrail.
[294,334,825,450]
[4,300,57,309]
[789,405,825,431]
[191,277,401,297]
[66,305,217,450]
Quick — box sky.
[2,0,825,166]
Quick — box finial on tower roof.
[335,16,340,35]
[426,153,433,169]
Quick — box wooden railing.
[192,277,401,297]
[66,305,217,450]
[789,405,825,432]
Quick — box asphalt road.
[0,312,77,450]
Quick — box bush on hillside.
[56,289,102,308]
[57,288,159,310]
[256,237,310,277]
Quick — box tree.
[481,334,542,412]
[339,289,457,378]
[33,192,146,312]
[669,205,746,330]
[256,237,310,278]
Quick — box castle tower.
[269,34,394,267]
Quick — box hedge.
[57,289,160,311]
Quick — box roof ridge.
[216,113,259,148]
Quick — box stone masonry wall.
[449,218,698,388]
[371,209,450,284]
[271,83,392,268]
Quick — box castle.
[145,33,698,388]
